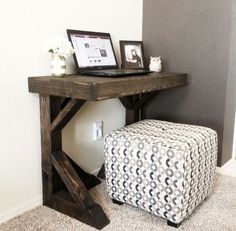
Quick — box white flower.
[43,36,74,58]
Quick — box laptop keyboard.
[80,69,152,77]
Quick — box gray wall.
[222,1,236,164]
[143,0,233,166]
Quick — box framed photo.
[119,40,146,69]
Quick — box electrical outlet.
[93,121,103,140]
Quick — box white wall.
[63,100,125,173]
[0,0,143,223]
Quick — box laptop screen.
[67,30,118,71]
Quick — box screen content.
[71,33,117,68]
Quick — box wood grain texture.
[67,155,101,190]
[51,151,109,229]
[28,73,187,100]
[50,96,65,193]
[50,99,85,132]
[31,73,187,229]
[49,191,110,229]
[119,92,157,125]
[40,95,53,204]
[51,151,95,209]
[39,94,109,229]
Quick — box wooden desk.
[28,72,187,229]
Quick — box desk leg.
[119,93,156,125]
[40,95,53,203]
[39,95,109,230]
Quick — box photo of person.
[125,45,143,68]
[120,41,146,69]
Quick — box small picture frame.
[119,40,146,69]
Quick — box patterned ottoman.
[104,120,218,227]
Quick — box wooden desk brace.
[119,92,156,125]
[40,95,108,229]
[29,72,187,229]
[39,93,156,229]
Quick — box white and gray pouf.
[104,120,218,227]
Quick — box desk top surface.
[28,72,187,101]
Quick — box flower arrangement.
[43,37,75,76]
[43,36,74,58]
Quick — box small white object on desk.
[43,36,74,76]
[149,56,162,73]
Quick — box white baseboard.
[2,164,231,225]
[0,167,101,224]
[0,196,42,224]
[216,158,236,177]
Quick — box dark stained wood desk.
[28,72,187,229]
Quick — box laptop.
[67,29,152,77]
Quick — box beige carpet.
[0,174,236,231]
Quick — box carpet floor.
[0,174,236,231]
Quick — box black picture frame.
[119,40,146,69]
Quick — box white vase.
[50,54,66,76]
